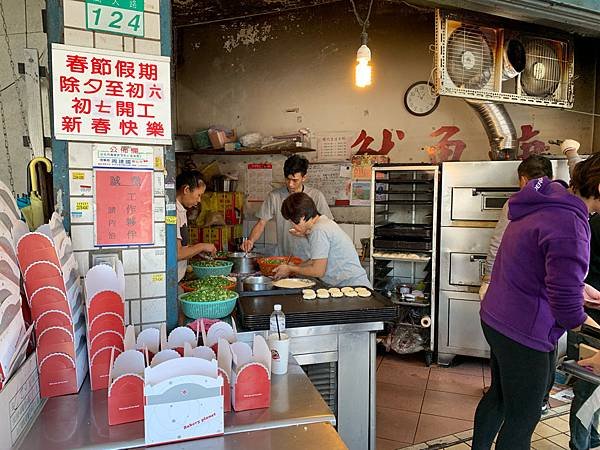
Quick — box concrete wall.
[174,2,599,249]
[0,0,48,195]
[62,0,168,332]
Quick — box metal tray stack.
[237,291,398,330]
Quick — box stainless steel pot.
[243,275,273,291]
[227,252,260,274]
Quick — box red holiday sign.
[51,44,172,145]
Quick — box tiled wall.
[63,0,167,332]
[63,0,161,55]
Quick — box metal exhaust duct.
[465,99,518,160]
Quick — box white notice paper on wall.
[69,170,93,196]
[314,132,355,162]
[246,163,273,203]
[306,164,351,206]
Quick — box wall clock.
[404,81,440,116]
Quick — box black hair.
[517,155,553,180]
[284,154,309,178]
[176,170,205,192]
[281,192,320,224]
[571,153,600,199]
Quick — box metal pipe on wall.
[465,99,518,160]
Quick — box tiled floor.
[375,351,570,450]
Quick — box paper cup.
[268,333,290,375]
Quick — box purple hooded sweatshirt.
[480,177,590,352]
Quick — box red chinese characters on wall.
[517,125,548,159]
[351,129,405,155]
[52,45,171,143]
[423,126,466,164]
[95,169,154,246]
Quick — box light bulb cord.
[350,0,375,36]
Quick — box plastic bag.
[383,323,425,355]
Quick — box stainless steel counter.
[17,359,335,450]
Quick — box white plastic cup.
[268,333,290,375]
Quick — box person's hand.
[272,264,292,280]
[583,283,600,310]
[561,139,580,157]
[578,351,600,375]
[240,239,254,252]
[479,282,490,301]
[288,228,304,237]
[197,243,216,255]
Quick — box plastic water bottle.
[269,304,286,336]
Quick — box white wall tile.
[129,299,141,324]
[121,249,140,274]
[140,247,166,273]
[339,223,354,241]
[154,172,165,196]
[71,224,95,251]
[144,0,159,13]
[124,37,134,52]
[95,32,124,51]
[353,224,370,248]
[69,170,93,197]
[125,274,140,299]
[63,0,86,29]
[144,13,160,40]
[153,147,164,170]
[153,198,165,222]
[64,28,94,47]
[141,298,166,323]
[70,197,94,223]
[154,222,165,246]
[68,142,93,168]
[140,273,166,298]
[124,301,130,324]
[74,251,89,275]
[134,38,161,55]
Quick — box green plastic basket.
[179,291,239,319]
[191,260,234,279]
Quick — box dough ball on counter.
[317,291,330,299]
[303,291,317,300]
[344,290,358,297]
[331,291,344,298]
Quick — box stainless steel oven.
[437,160,570,365]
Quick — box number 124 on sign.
[86,0,145,38]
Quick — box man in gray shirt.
[241,154,332,259]
[273,192,370,287]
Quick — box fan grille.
[446,24,496,90]
[521,38,563,97]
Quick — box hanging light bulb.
[355,32,372,88]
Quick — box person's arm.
[273,258,328,279]
[543,236,590,330]
[177,240,216,261]
[561,139,583,177]
[241,219,267,252]
[479,202,510,299]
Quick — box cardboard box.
[0,352,43,450]
[218,334,271,412]
[107,344,146,426]
[144,357,224,445]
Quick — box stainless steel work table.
[18,359,337,449]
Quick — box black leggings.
[471,322,555,450]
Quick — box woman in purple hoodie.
[472,154,600,450]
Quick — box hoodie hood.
[508,176,588,223]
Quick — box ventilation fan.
[446,25,495,90]
[435,10,574,108]
[520,37,562,97]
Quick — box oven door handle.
[470,254,487,279]
[471,187,519,196]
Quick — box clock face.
[404,81,440,116]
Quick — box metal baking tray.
[375,223,433,239]
[373,239,432,251]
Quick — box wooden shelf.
[175,147,316,156]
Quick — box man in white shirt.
[241,154,332,259]
[176,171,216,282]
